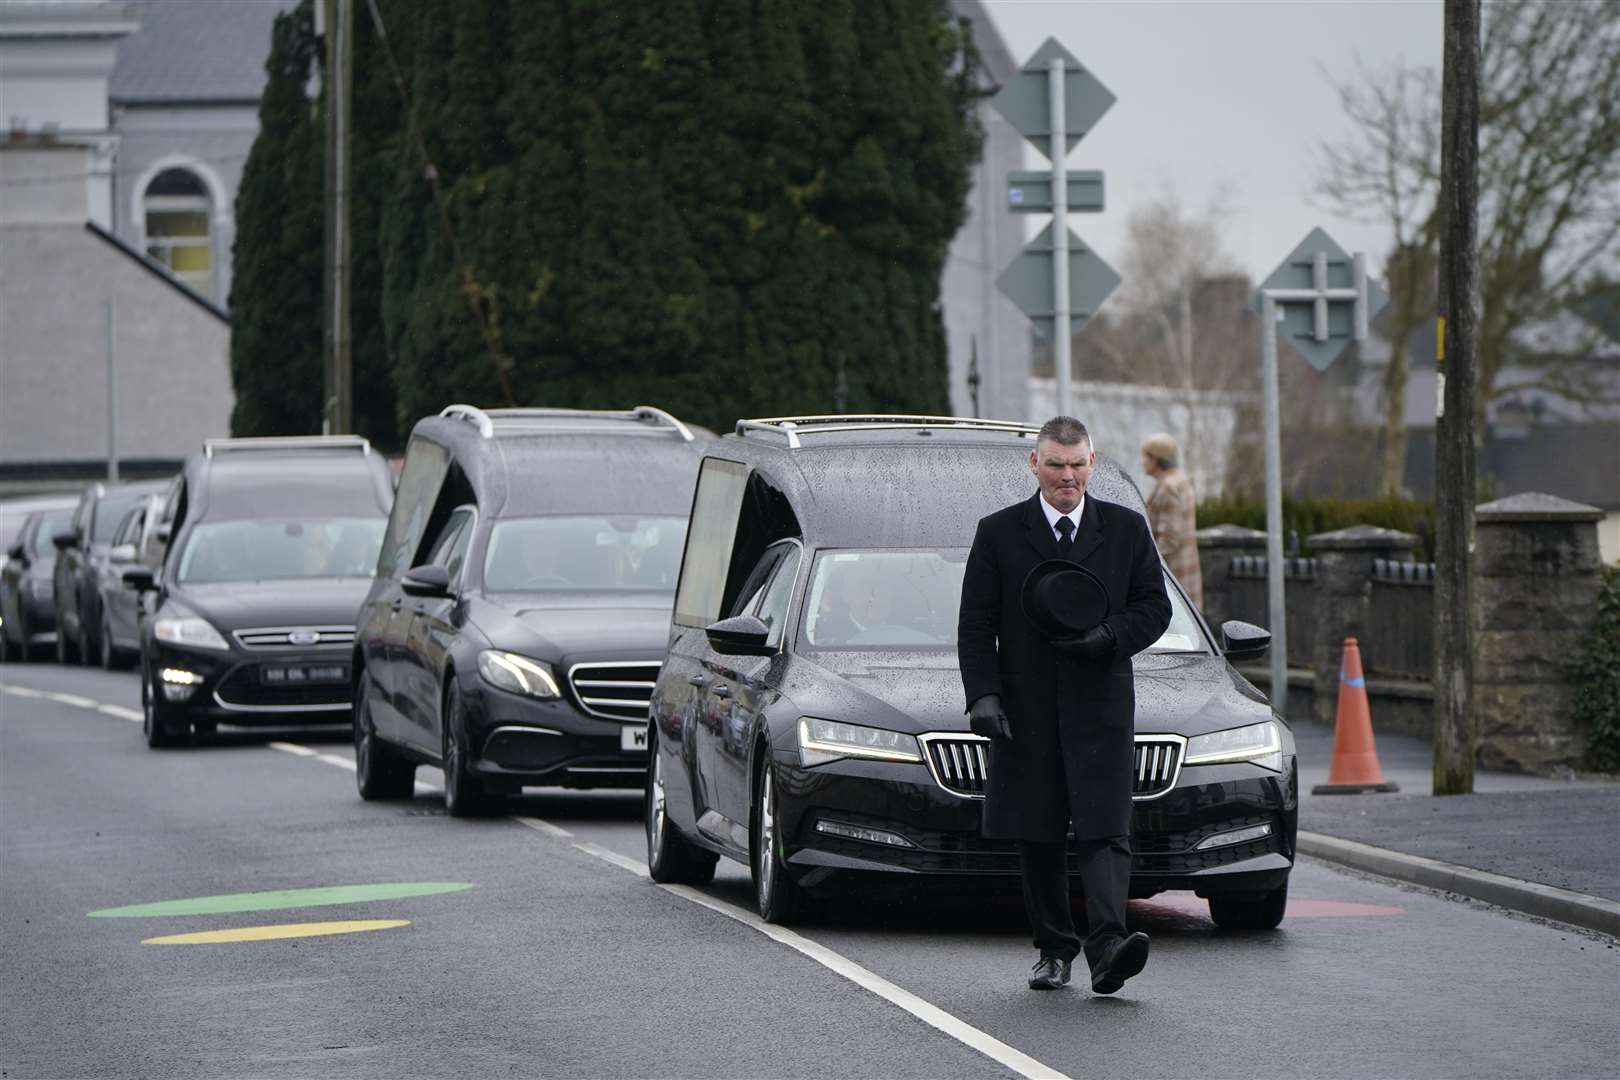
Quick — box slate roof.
[109,0,296,104]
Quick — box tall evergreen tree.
[229,0,323,435]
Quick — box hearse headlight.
[477,650,561,700]
[798,717,922,767]
[152,613,229,651]
[1184,720,1283,770]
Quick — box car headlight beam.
[152,615,230,651]
[1183,720,1283,767]
[477,650,561,700]
[798,717,922,767]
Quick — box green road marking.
[89,882,474,918]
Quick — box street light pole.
[322,0,353,436]
[1258,293,1285,717]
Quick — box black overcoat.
[957,492,1172,842]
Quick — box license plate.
[261,664,349,686]
[620,724,649,752]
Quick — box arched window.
[143,168,212,295]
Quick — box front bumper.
[771,751,1297,900]
[464,683,648,789]
[147,642,352,727]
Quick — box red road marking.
[1132,893,1403,921]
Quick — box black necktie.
[1055,515,1074,557]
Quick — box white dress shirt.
[1038,492,1086,543]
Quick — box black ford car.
[124,436,394,747]
[352,405,704,816]
[646,415,1295,927]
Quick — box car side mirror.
[401,563,452,599]
[705,614,775,656]
[6,542,23,563]
[52,527,78,551]
[154,523,171,543]
[122,566,158,592]
[1221,620,1271,661]
[109,543,137,564]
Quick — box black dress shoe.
[1028,955,1072,990]
[1090,932,1150,994]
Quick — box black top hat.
[1021,559,1110,639]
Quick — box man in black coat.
[957,416,1172,993]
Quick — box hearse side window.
[673,458,749,627]
[754,544,801,650]
[426,505,476,590]
[160,475,185,532]
[726,545,787,620]
[377,438,450,579]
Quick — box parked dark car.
[646,415,1295,929]
[123,436,394,747]
[352,405,705,816]
[94,493,165,669]
[1,502,78,661]
[51,480,169,664]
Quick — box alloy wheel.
[99,618,113,670]
[756,765,776,908]
[648,744,667,857]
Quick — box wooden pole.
[1432,0,1480,795]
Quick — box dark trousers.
[1017,836,1132,970]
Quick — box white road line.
[663,884,1069,1080]
[268,741,318,757]
[512,815,573,839]
[315,753,356,772]
[0,684,45,698]
[97,704,143,722]
[46,691,97,709]
[517,812,1069,1080]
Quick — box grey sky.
[980,0,1445,285]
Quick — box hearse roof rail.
[734,414,1041,449]
[439,404,694,442]
[203,435,372,459]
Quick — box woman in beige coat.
[1140,433,1203,609]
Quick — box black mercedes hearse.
[646,415,1296,927]
[351,405,705,816]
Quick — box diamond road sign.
[996,223,1121,341]
[1256,228,1389,371]
[990,38,1116,161]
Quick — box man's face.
[1029,438,1094,513]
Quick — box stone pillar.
[1305,525,1419,726]
[1195,524,1266,632]
[1474,493,1604,774]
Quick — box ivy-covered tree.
[229,0,323,435]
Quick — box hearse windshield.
[177,518,386,583]
[483,515,687,592]
[800,548,1206,653]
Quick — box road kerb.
[1298,830,1620,938]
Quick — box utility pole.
[322,0,353,435]
[105,298,118,482]
[1433,0,1481,795]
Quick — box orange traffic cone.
[1311,638,1399,794]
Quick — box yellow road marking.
[142,919,409,945]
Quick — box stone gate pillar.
[1195,523,1266,632]
[1474,493,1605,773]
[1306,525,1419,726]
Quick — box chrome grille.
[1132,736,1185,801]
[921,733,1186,802]
[920,735,990,797]
[232,625,356,650]
[567,661,661,722]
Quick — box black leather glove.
[968,694,1013,741]
[1054,621,1116,660]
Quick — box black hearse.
[351,406,705,816]
[646,415,1296,927]
[124,436,394,747]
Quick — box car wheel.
[441,688,495,818]
[645,725,717,885]
[354,674,414,800]
[0,621,13,663]
[1209,880,1289,930]
[141,662,186,749]
[751,749,804,924]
